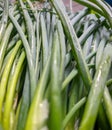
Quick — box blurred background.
[10,0,84,13]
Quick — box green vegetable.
[0,40,22,122]
[48,30,62,130]
[79,44,112,130]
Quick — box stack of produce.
[0,0,112,130]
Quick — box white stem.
[70,0,73,13]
